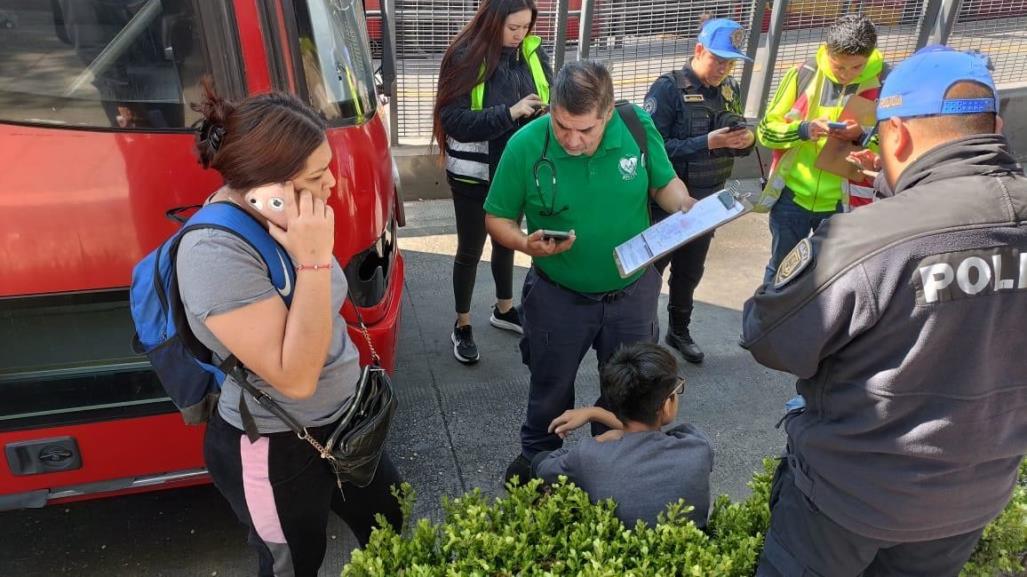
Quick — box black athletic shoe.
[489,305,523,335]
[451,323,480,364]
[503,454,532,486]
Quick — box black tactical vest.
[669,68,737,190]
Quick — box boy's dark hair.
[601,343,680,427]
[825,14,877,57]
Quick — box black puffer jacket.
[440,44,552,196]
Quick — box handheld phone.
[827,121,848,131]
[727,121,752,132]
[244,183,291,229]
[540,229,572,241]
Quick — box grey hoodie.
[742,134,1027,541]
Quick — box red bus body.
[0,0,402,510]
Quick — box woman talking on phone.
[433,0,553,364]
[176,85,401,577]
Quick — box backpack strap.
[795,57,818,99]
[179,202,296,308]
[174,202,298,442]
[615,101,648,166]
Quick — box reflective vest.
[666,68,738,190]
[446,35,550,185]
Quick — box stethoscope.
[532,128,568,217]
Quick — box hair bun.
[199,120,226,152]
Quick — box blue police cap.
[697,19,752,62]
[877,45,999,121]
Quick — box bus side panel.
[0,126,219,298]
[0,414,205,496]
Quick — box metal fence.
[381,0,1027,144]
[762,0,933,102]
[584,0,761,106]
[944,0,1027,85]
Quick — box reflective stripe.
[446,156,490,181]
[470,35,549,111]
[446,138,488,155]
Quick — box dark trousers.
[756,458,985,577]
[452,187,514,315]
[652,201,715,314]
[764,188,842,284]
[518,266,661,457]
[204,410,403,577]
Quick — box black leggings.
[204,410,403,577]
[452,187,514,315]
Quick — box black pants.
[756,458,985,577]
[518,266,661,456]
[652,195,716,314]
[204,410,403,577]
[452,186,514,315]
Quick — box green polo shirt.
[484,104,676,293]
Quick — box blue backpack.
[130,202,295,425]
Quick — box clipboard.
[614,189,753,278]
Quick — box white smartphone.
[540,229,572,241]
[244,183,290,229]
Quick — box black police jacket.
[644,64,753,195]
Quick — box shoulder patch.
[684,94,705,103]
[774,238,814,289]
[643,96,657,114]
[721,83,735,102]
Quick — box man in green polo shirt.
[485,60,696,482]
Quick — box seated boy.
[531,342,714,528]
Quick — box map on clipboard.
[614,189,752,278]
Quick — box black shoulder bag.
[230,294,397,494]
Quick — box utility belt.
[533,265,644,303]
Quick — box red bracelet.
[296,263,332,271]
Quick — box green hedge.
[342,459,1027,577]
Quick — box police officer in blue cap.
[742,45,1027,576]
[644,18,754,363]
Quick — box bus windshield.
[0,0,214,130]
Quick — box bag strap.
[615,101,648,166]
[180,202,296,308]
[172,202,298,440]
[345,288,380,365]
[795,57,818,99]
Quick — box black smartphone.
[727,122,752,132]
[827,121,848,130]
[540,229,571,241]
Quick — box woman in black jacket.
[432,0,552,365]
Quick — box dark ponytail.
[191,78,328,190]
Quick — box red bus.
[0,0,403,511]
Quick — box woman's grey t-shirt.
[176,228,360,433]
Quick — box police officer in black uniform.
[644,18,755,363]
[744,46,1027,577]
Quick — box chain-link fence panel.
[392,1,563,144]
[585,0,760,106]
[946,0,1027,86]
[764,0,931,106]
